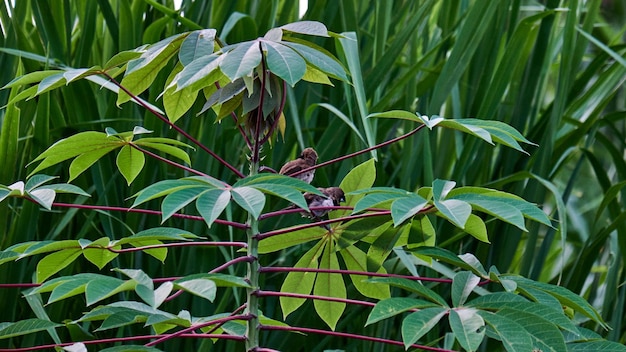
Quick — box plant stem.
[246,131,262,352]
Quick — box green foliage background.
[0,0,624,350]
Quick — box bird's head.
[300,148,318,164]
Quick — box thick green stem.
[245,158,260,351]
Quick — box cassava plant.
[0,18,623,352]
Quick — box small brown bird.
[279,147,318,184]
[303,187,346,219]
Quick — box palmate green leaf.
[468,292,580,335]
[340,245,390,300]
[313,242,346,331]
[103,49,144,70]
[435,199,472,229]
[449,308,485,352]
[366,297,439,326]
[0,319,62,340]
[179,29,217,66]
[463,214,489,243]
[36,183,90,197]
[281,240,325,318]
[116,145,145,185]
[27,131,122,178]
[196,189,231,228]
[231,186,265,219]
[367,277,448,307]
[134,141,192,166]
[82,237,119,269]
[259,226,326,254]
[497,308,566,352]
[219,40,262,81]
[390,194,428,226]
[452,271,480,306]
[19,240,78,257]
[402,307,447,348]
[28,188,56,210]
[477,310,533,352]
[160,187,207,222]
[504,276,607,328]
[281,42,347,81]
[24,174,57,190]
[117,33,186,105]
[264,41,306,87]
[36,248,82,283]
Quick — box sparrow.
[302,187,346,219]
[278,147,318,184]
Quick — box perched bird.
[302,187,346,219]
[278,148,318,184]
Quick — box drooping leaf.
[116,145,145,185]
[449,308,485,351]
[451,271,481,306]
[280,241,324,318]
[402,307,447,348]
[313,243,346,330]
[231,186,265,219]
[195,189,231,228]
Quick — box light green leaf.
[449,308,485,352]
[313,243,346,330]
[83,237,119,269]
[162,63,199,123]
[131,179,214,207]
[85,277,133,306]
[231,186,265,219]
[196,189,231,228]
[340,245,390,300]
[219,41,262,81]
[452,271,480,306]
[281,42,346,81]
[402,307,447,348]
[281,241,324,318]
[435,199,472,229]
[118,34,185,105]
[29,188,56,210]
[116,145,145,185]
[280,21,330,37]
[464,214,489,243]
[175,279,217,302]
[134,141,192,166]
[337,159,377,218]
[390,195,428,226]
[264,41,306,87]
[36,248,83,283]
[179,29,216,66]
[259,226,326,254]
